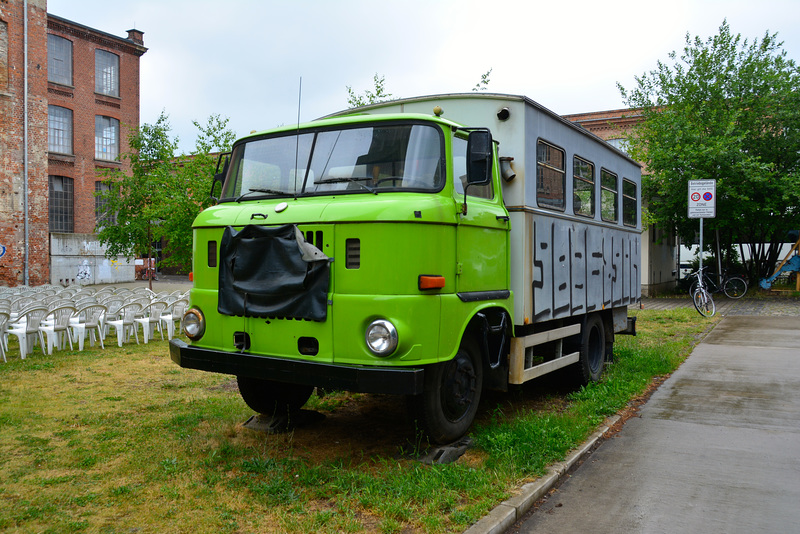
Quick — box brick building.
[0,0,146,287]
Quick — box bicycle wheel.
[723,276,747,299]
[692,288,716,317]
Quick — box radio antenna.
[293,77,302,199]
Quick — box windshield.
[221,123,444,201]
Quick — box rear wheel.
[575,314,606,385]
[723,276,747,299]
[236,376,313,417]
[410,338,483,445]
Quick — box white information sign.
[688,179,716,218]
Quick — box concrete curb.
[463,415,621,534]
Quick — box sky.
[48,0,800,154]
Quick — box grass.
[0,307,716,533]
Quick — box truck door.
[452,135,510,297]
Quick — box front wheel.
[692,288,716,317]
[723,277,747,299]
[236,376,313,418]
[410,339,483,445]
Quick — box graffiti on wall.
[76,259,92,281]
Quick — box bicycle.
[688,266,748,299]
[138,267,159,281]
[688,268,716,317]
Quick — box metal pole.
[23,0,29,285]
[699,218,704,275]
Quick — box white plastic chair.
[100,296,125,335]
[160,299,188,340]
[106,303,142,347]
[134,301,167,343]
[0,311,9,362]
[7,306,48,359]
[71,304,107,351]
[39,305,76,355]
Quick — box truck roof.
[323,92,640,167]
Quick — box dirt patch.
[225,369,582,465]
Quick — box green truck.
[169,93,641,444]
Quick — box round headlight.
[365,319,398,357]
[183,308,205,340]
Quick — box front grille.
[305,230,324,249]
[208,240,217,268]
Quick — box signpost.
[688,180,716,275]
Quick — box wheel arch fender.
[462,305,513,391]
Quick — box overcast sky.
[48,0,800,154]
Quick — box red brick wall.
[563,108,644,141]
[0,2,145,287]
[0,0,49,287]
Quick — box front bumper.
[169,339,425,395]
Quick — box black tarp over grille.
[218,224,331,321]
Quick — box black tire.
[410,339,483,445]
[575,314,606,385]
[692,288,716,317]
[723,276,747,299]
[236,376,313,417]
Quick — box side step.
[509,324,581,385]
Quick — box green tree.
[619,20,800,280]
[96,112,236,281]
[160,114,237,271]
[96,111,178,289]
[346,73,393,108]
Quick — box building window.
[95,181,116,228]
[1,20,8,91]
[47,34,72,86]
[95,49,119,97]
[95,116,120,160]
[536,140,565,211]
[623,178,637,227]
[48,105,73,154]
[49,176,74,233]
[573,156,595,218]
[600,169,618,223]
[606,138,629,154]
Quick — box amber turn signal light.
[418,275,445,290]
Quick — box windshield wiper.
[313,177,377,194]
[235,187,291,202]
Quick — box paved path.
[506,309,800,533]
[641,296,800,316]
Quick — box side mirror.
[210,152,231,203]
[466,129,493,185]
